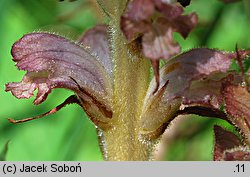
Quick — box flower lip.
[140,48,249,138]
[78,24,113,78]
[6,29,114,125]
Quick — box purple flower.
[6,25,113,127]
[5,0,250,160]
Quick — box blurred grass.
[0,0,249,160]
[0,0,102,161]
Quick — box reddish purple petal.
[6,73,51,105]
[182,74,228,108]
[121,0,198,94]
[8,32,112,100]
[156,48,235,104]
[172,12,198,39]
[78,25,113,77]
[121,1,197,60]
[140,48,239,136]
[120,16,151,42]
[142,18,181,60]
[213,125,242,161]
[155,1,184,19]
[125,0,155,21]
[222,82,250,141]
[6,32,113,124]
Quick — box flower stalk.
[101,1,153,160]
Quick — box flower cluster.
[5,0,250,160]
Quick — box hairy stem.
[99,1,153,160]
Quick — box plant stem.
[98,1,153,160]
[106,28,151,160]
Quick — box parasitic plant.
[5,0,250,160]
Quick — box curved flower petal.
[79,25,113,77]
[6,32,113,124]
[142,18,181,61]
[121,0,198,92]
[213,125,242,161]
[121,1,198,60]
[213,126,250,161]
[222,82,250,140]
[125,0,155,21]
[140,48,240,137]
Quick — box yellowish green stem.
[104,27,151,160]
[98,3,153,160]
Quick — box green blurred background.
[0,0,249,161]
